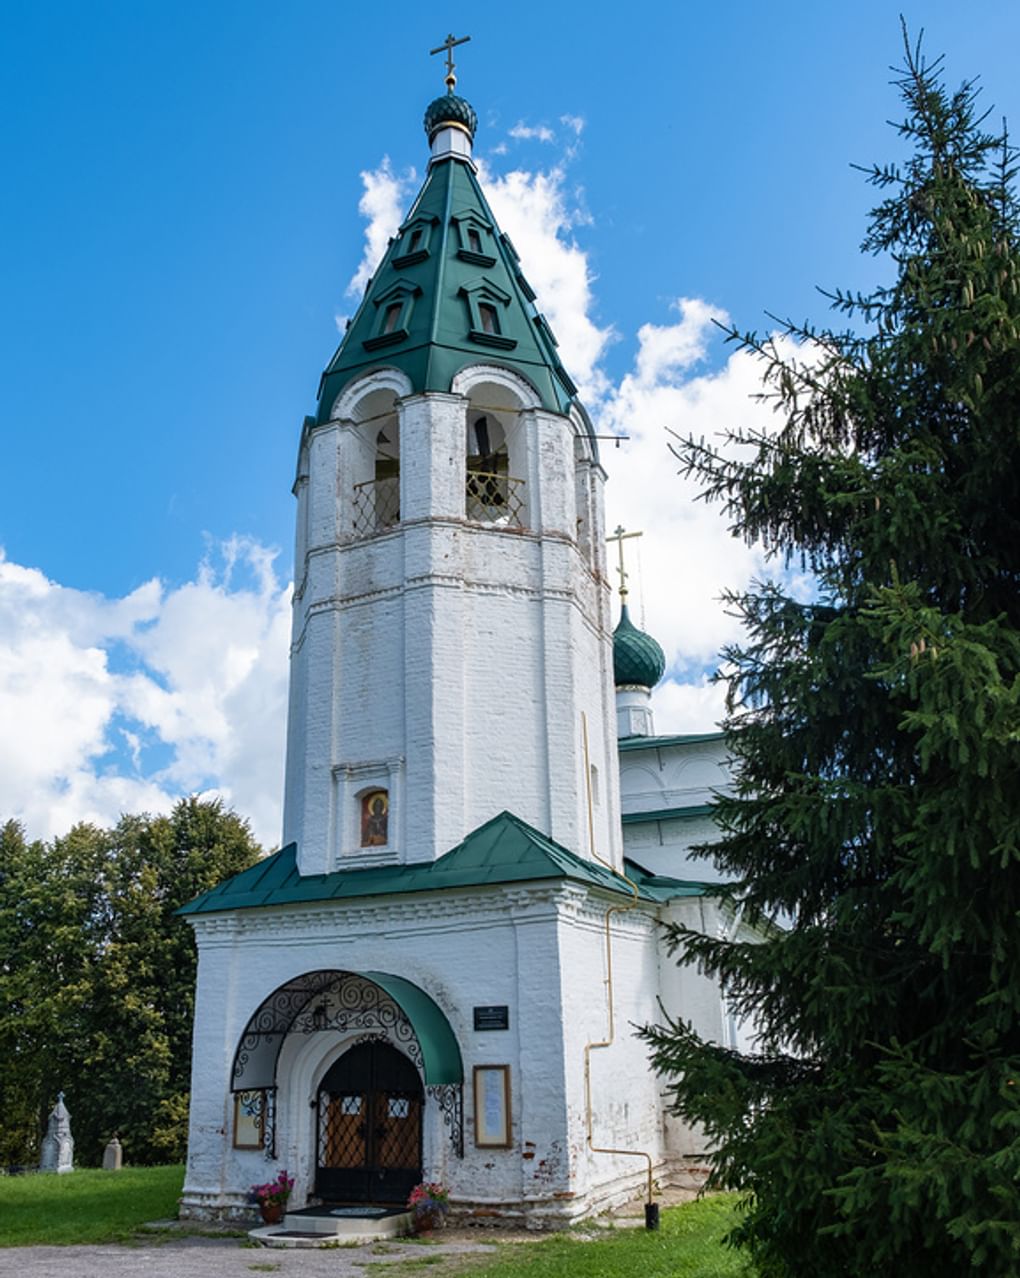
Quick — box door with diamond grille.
[315,1041,423,1203]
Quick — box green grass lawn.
[373,1196,754,1278]
[0,1167,750,1277]
[0,1164,185,1246]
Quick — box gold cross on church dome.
[429,32,471,92]
[606,525,643,601]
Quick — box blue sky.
[2,2,1018,844]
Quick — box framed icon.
[233,1089,265,1149]
[473,1065,511,1148]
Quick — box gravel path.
[0,1232,502,1278]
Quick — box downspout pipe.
[580,713,659,1228]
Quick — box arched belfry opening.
[466,411,518,524]
[457,370,538,529]
[348,388,401,536]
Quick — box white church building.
[178,68,752,1228]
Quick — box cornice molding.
[190,882,574,945]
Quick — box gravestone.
[102,1135,123,1170]
[39,1092,74,1174]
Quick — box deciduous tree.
[0,799,261,1166]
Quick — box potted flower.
[249,1169,295,1225]
[407,1181,450,1233]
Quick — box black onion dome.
[423,93,478,143]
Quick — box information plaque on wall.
[473,1065,511,1148]
[473,1005,509,1031]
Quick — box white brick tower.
[281,86,622,876]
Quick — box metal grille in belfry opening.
[466,470,525,527]
[352,476,400,536]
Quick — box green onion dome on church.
[613,605,666,689]
[423,92,478,142]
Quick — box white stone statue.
[39,1091,74,1173]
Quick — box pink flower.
[250,1169,295,1206]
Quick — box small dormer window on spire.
[392,214,438,269]
[451,211,496,267]
[478,303,499,336]
[362,279,421,352]
[383,303,403,335]
[460,278,516,350]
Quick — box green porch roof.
[622,859,710,902]
[618,732,726,752]
[178,810,652,917]
[360,971,462,1084]
[315,144,584,424]
[621,804,715,824]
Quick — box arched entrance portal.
[228,969,464,1204]
[317,1040,423,1203]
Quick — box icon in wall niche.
[361,790,389,847]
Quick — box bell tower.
[281,73,621,875]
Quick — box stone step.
[249,1206,413,1249]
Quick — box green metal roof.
[315,139,584,424]
[177,810,648,917]
[613,604,666,688]
[618,732,726,752]
[621,804,715,824]
[622,858,710,902]
[362,971,463,1084]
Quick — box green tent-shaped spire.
[315,95,584,425]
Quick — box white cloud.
[347,157,418,297]
[651,676,728,734]
[508,122,556,143]
[0,541,290,847]
[560,114,585,136]
[600,318,798,717]
[477,160,613,405]
[632,297,728,388]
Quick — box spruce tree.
[644,31,1020,1277]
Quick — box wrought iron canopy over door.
[316,1041,423,1204]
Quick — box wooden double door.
[315,1041,423,1204]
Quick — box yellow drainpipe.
[580,712,655,1208]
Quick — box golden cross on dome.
[606,525,643,600]
[430,32,471,92]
